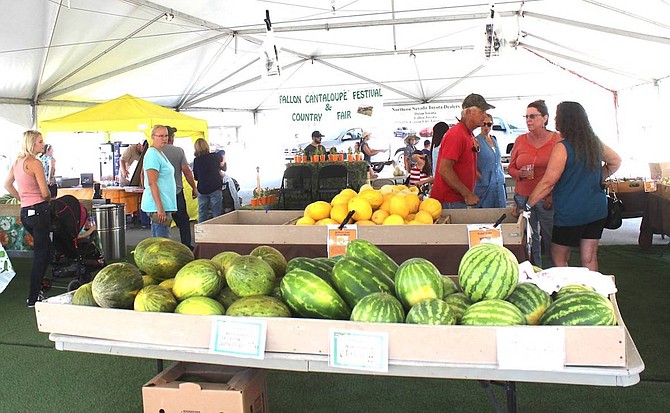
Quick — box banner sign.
[278,86,383,128]
[388,103,462,129]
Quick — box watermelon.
[159,278,175,291]
[226,255,276,297]
[540,291,616,326]
[175,296,225,315]
[506,282,552,325]
[172,259,224,301]
[443,292,472,322]
[553,284,595,301]
[394,258,443,310]
[280,269,351,320]
[131,237,170,267]
[71,283,98,306]
[215,286,241,309]
[250,245,288,278]
[441,276,459,298]
[458,243,519,302]
[313,257,337,269]
[226,295,291,317]
[406,299,457,325]
[346,239,398,280]
[134,238,194,281]
[460,299,526,326]
[350,292,405,323]
[91,262,144,309]
[134,285,178,312]
[286,257,333,285]
[331,256,395,308]
[211,251,241,276]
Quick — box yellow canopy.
[39,94,208,143]
[39,94,207,222]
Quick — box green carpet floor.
[0,244,668,412]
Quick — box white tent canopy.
[1,0,669,148]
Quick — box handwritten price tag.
[329,330,388,372]
[209,318,267,359]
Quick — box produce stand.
[638,191,670,249]
[36,290,643,413]
[193,208,527,274]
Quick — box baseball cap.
[462,93,495,111]
[312,130,325,138]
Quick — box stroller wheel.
[41,278,52,292]
[67,279,82,292]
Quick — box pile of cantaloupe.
[295,184,442,226]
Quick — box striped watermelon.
[441,276,459,298]
[225,295,291,317]
[458,243,519,302]
[350,292,405,323]
[226,255,276,297]
[286,257,334,285]
[540,291,616,326]
[346,239,398,280]
[280,269,351,320]
[174,296,225,315]
[331,256,395,308]
[506,282,552,325]
[172,259,224,301]
[553,284,595,301]
[460,299,526,326]
[443,292,473,322]
[394,258,443,310]
[406,298,457,325]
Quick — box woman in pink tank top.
[3,130,52,307]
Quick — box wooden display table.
[638,192,670,249]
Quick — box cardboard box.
[607,180,645,193]
[657,183,670,200]
[35,288,627,367]
[142,363,268,413]
[649,162,670,179]
[194,208,524,247]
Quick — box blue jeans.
[442,201,468,209]
[514,194,554,268]
[149,212,172,238]
[198,190,223,223]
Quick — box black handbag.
[604,188,623,230]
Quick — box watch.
[524,203,532,212]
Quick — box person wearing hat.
[361,131,387,179]
[304,131,326,159]
[402,134,419,172]
[431,93,495,208]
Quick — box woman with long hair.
[3,130,52,307]
[40,143,58,197]
[474,113,506,208]
[408,150,434,189]
[430,122,450,177]
[192,138,223,223]
[508,100,560,267]
[525,101,621,271]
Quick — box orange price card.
[466,224,503,248]
[327,225,358,258]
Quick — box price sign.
[327,224,357,258]
[467,224,503,248]
[329,330,389,372]
[497,327,565,371]
[209,317,267,359]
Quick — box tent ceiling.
[2,0,669,114]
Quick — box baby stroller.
[42,195,106,292]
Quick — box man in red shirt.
[431,93,495,208]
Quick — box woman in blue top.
[525,102,621,271]
[141,125,177,238]
[193,138,223,223]
[474,114,506,208]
